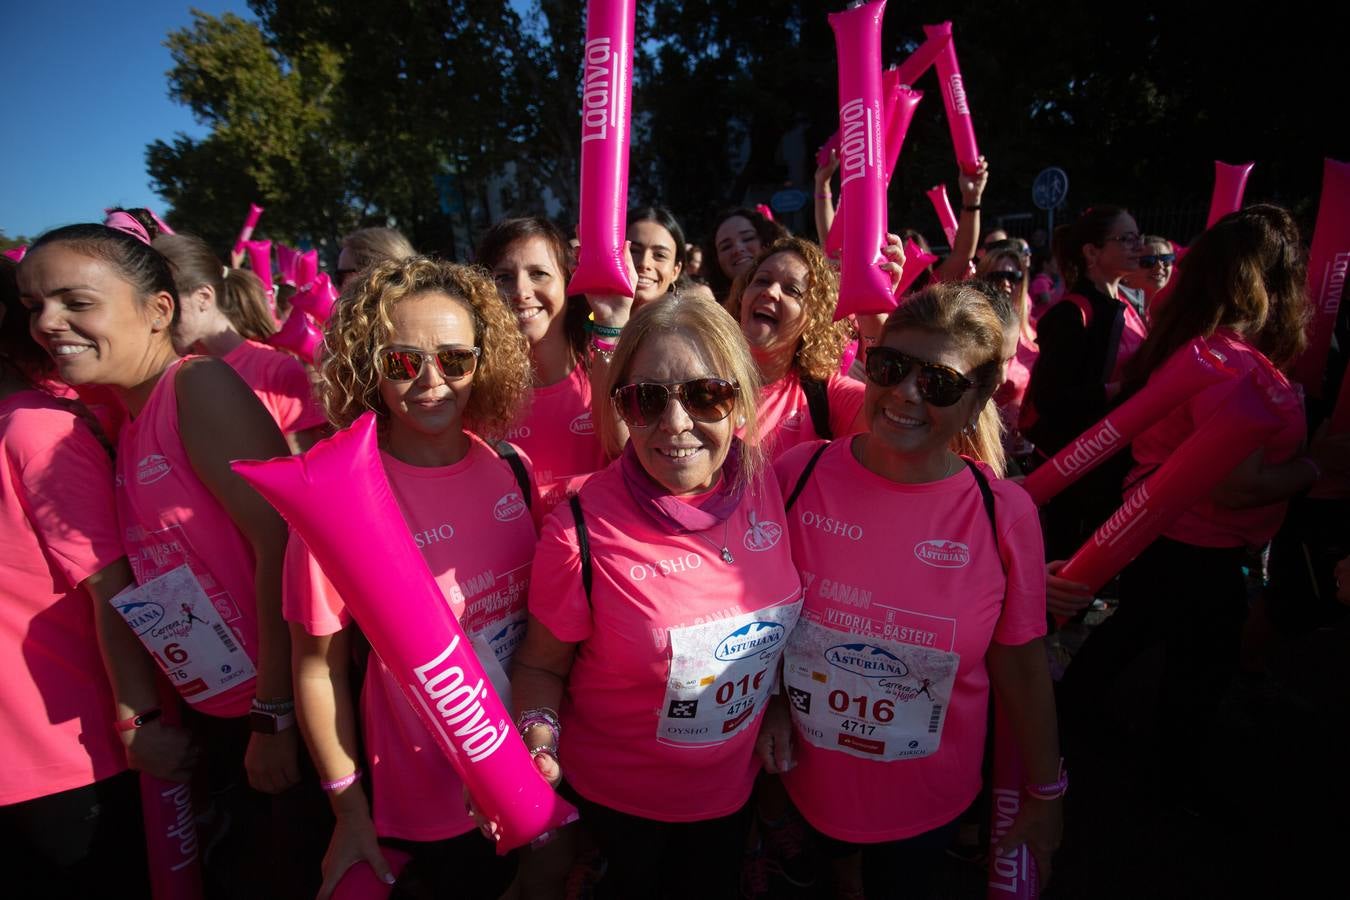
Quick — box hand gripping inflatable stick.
[232,415,579,852]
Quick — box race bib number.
[660,600,802,747]
[112,565,256,704]
[784,618,959,762]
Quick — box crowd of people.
[1,153,1346,900]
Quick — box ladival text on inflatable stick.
[567,0,637,298]
[268,309,324,364]
[1205,161,1255,229]
[987,703,1039,899]
[829,0,897,321]
[244,240,274,299]
[232,203,264,257]
[1023,337,1234,506]
[1291,158,1350,395]
[232,415,579,853]
[926,184,959,246]
[1057,374,1282,596]
[923,22,981,175]
[142,701,203,900]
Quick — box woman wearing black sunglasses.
[510,294,803,899]
[760,282,1062,898]
[286,257,538,898]
[1121,235,1176,313]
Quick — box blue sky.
[0,0,253,239]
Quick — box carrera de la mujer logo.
[714,621,786,661]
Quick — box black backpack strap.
[785,442,831,512]
[568,494,592,607]
[961,458,1001,559]
[801,376,833,440]
[493,441,532,511]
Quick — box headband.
[103,211,152,246]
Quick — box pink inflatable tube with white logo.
[1023,338,1234,506]
[142,702,203,900]
[1291,159,1350,396]
[926,184,959,246]
[986,703,1038,899]
[232,415,580,853]
[330,848,412,900]
[1205,161,1255,229]
[290,272,339,323]
[567,0,637,298]
[1057,374,1282,594]
[232,203,264,257]
[244,240,274,299]
[268,309,324,364]
[829,0,897,321]
[923,22,980,175]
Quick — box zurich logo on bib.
[714,621,787,661]
[825,642,911,679]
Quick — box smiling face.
[863,327,983,477]
[19,243,173,387]
[714,216,762,281]
[619,329,735,495]
[627,220,682,306]
[490,235,567,348]
[377,291,477,447]
[738,251,810,365]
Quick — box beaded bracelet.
[591,335,618,354]
[529,744,559,762]
[321,769,363,793]
[517,707,562,746]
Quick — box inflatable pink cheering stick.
[1205,161,1255,229]
[244,240,274,299]
[1291,159,1350,396]
[756,203,775,222]
[275,244,300,287]
[330,847,412,900]
[567,0,637,298]
[290,272,339,324]
[1057,374,1282,594]
[892,27,949,86]
[141,700,203,900]
[987,703,1039,899]
[829,0,897,321]
[895,238,939,296]
[923,22,981,175]
[268,309,324,363]
[232,415,579,853]
[1023,338,1234,506]
[297,250,320,291]
[232,203,264,258]
[926,184,959,246]
[1,245,24,262]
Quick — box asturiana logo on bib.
[781,407,804,431]
[743,511,782,551]
[137,454,172,484]
[826,642,910,679]
[569,412,594,436]
[714,620,786,661]
[913,540,970,569]
[119,600,165,636]
[494,492,527,522]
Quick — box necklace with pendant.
[692,519,735,563]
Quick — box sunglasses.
[1102,232,1143,246]
[1138,253,1176,267]
[987,270,1023,284]
[611,378,739,427]
[378,346,481,382]
[864,346,976,407]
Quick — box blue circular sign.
[1032,167,1069,211]
[771,189,809,214]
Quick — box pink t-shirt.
[116,358,259,717]
[773,439,1047,843]
[222,339,327,435]
[284,436,539,841]
[0,391,128,804]
[506,364,606,510]
[756,371,866,461]
[1129,330,1306,548]
[528,459,803,822]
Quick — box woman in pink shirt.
[478,217,607,507]
[1057,206,1350,810]
[155,233,328,452]
[18,224,306,891]
[759,283,1063,899]
[511,294,803,899]
[287,257,535,898]
[976,243,1039,468]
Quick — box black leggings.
[812,817,960,900]
[381,831,517,900]
[0,770,150,898]
[566,784,751,900]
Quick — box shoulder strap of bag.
[568,494,592,607]
[493,441,532,511]
[801,376,833,440]
[785,441,831,512]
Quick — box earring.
[736,415,746,428]
[153,318,163,327]
[962,422,975,436]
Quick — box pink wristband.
[321,769,362,793]
[1024,758,1068,800]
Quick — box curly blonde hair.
[321,257,531,439]
[723,237,852,382]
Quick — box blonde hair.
[321,257,531,438]
[724,237,852,382]
[222,268,278,340]
[340,227,416,271]
[599,294,765,487]
[883,283,1007,476]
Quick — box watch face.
[250,710,278,735]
